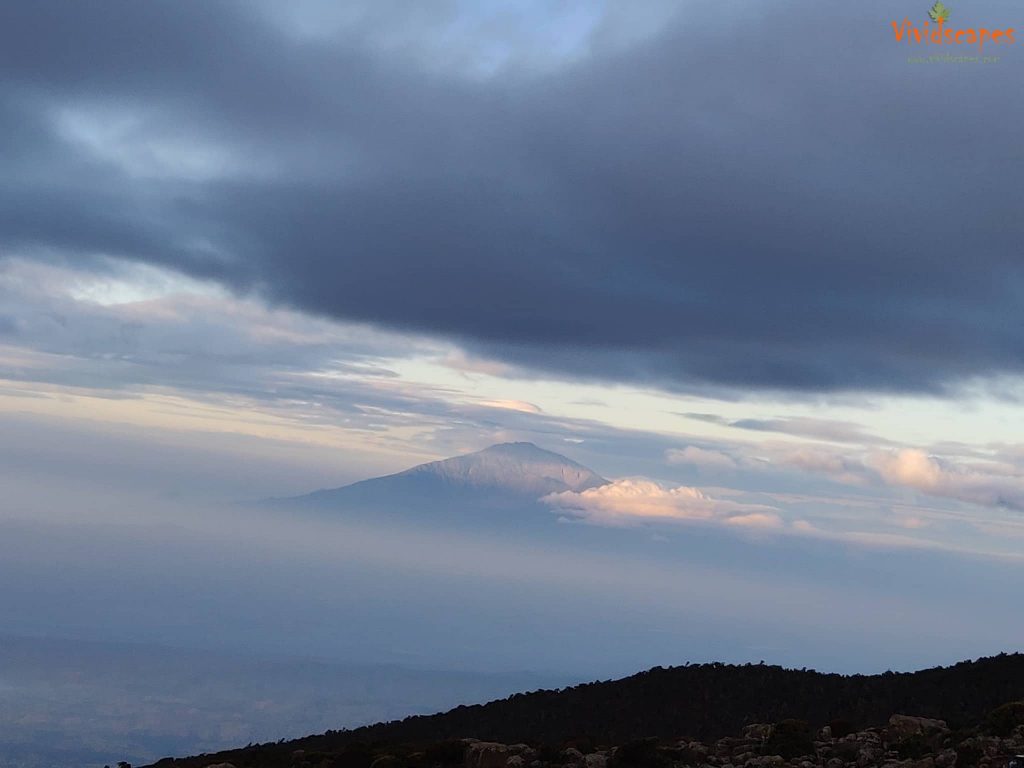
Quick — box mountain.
[278,443,608,514]
[150,653,1024,768]
[386,442,606,497]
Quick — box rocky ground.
[171,706,1024,768]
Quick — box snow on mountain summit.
[395,442,608,497]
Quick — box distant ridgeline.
[152,653,1024,767]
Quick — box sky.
[2,0,1024,690]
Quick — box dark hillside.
[154,653,1024,767]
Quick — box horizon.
[1,0,1022,765]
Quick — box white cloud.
[542,478,781,529]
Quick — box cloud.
[0,258,672,470]
[666,445,738,471]
[725,512,784,529]
[768,446,869,486]
[869,449,1024,512]
[542,478,782,529]
[479,399,542,414]
[0,1,1022,394]
[661,432,1024,520]
[729,417,888,446]
[757,441,1024,515]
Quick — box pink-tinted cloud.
[868,449,1024,511]
[542,478,781,529]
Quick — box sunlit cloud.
[868,448,1024,512]
[543,478,781,529]
[479,399,542,414]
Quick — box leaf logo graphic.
[928,2,951,22]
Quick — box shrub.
[829,719,855,739]
[332,744,375,768]
[897,734,933,760]
[956,742,984,768]
[422,740,465,766]
[766,720,815,759]
[986,702,1024,737]
[832,741,860,762]
[536,744,569,764]
[610,738,671,768]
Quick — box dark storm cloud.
[1,0,1022,393]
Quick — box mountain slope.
[283,442,608,510]
[152,653,1024,767]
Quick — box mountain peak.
[397,442,607,497]
[476,441,571,458]
[285,442,608,509]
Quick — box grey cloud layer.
[1,0,1022,393]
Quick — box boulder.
[562,747,585,765]
[466,741,511,768]
[857,745,885,767]
[885,717,949,748]
[744,725,773,741]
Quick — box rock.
[205,764,237,768]
[466,741,511,768]
[739,739,770,750]
[885,716,949,749]
[584,754,608,768]
[562,747,585,764]
[369,758,402,768]
[976,737,1002,758]
[744,725,773,741]
[857,745,885,767]
[745,756,786,768]
[506,757,525,768]
[934,749,957,768]
[718,739,739,758]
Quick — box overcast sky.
[2,0,1024,677]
